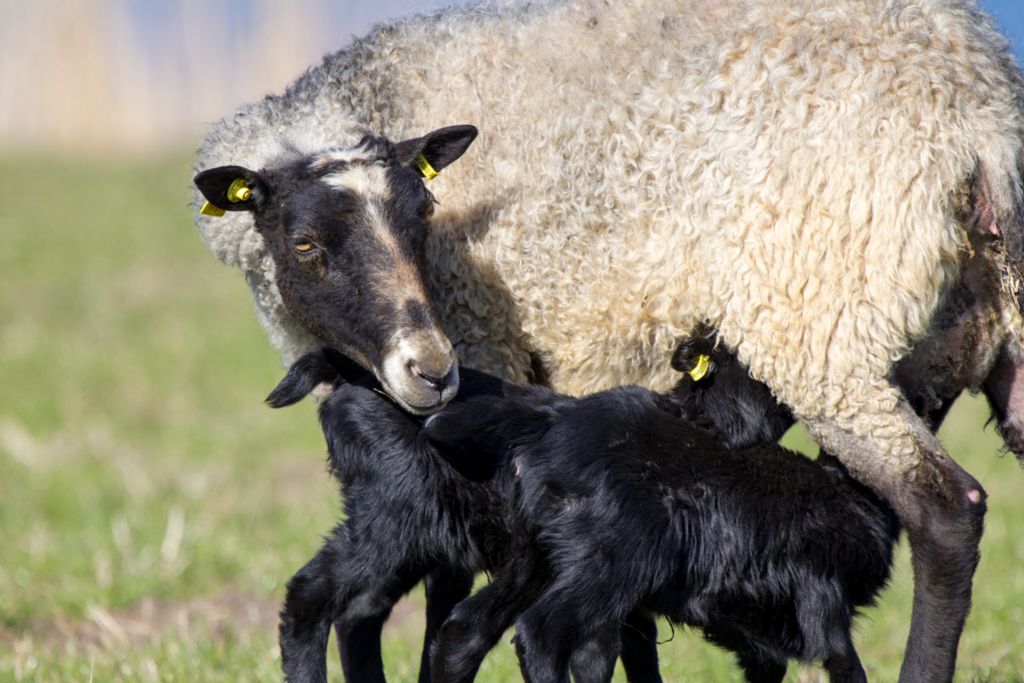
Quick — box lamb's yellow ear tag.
[688,353,711,382]
[200,201,226,217]
[226,178,252,203]
[416,154,439,180]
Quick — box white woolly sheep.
[193,1,1024,680]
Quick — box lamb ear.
[394,125,478,179]
[194,165,268,214]
[671,337,716,381]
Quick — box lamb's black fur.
[670,324,1024,456]
[426,379,898,683]
[270,350,663,682]
[669,324,794,449]
[272,346,900,683]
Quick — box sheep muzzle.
[377,331,459,414]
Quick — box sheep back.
[194,0,1024,422]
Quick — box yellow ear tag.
[199,201,225,217]
[416,154,439,180]
[688,353,711,382]
[227,178,252,203]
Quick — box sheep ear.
[194,165,268,215]
[394,125,478,179]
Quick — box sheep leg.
[568,624,620,683]
[332,563,424,683]
[514,581,622,683]
[822,630,867,683]
[280,543,338,683]
[334,613,388,683]
[431,554,551,683]
[513,601,576,683]
[618,610,663,683]
[807,400,986,683]
[279,525,413,683]
[734,649,787,683]
[417,563,474,683]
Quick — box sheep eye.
[293,239,317,254]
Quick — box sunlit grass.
[0,154,1021,681]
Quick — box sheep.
[271,343,900,683]
[193,125,479,413]
[273,232,1024,683]
[272,298,1024,683]
[459,314,1024,682]
[193,1,1024,677]
[266,349,663,683]
[199,133,655,681]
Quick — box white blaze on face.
[320,160,431,305]
[321,162,399,258]
[314,150,453,410]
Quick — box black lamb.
[425,354,898,683]
[267,349,661,683]
[270,342,900,683]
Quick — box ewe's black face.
[195,126,477,413]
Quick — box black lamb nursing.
[270,339,900,683]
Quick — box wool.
[195,1,1024,471]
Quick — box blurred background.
[0,0,467,154]
[1,1,1023,681]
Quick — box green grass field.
[1,153,1022,681]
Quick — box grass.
[0,152,1022,681]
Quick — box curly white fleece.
[194,0,1024,477]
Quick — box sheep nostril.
[409,360,455,393]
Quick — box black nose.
[411,361,456,393]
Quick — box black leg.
[280,543,342,683]
[332,562,424,683]
[513,595,587,683]
[431,557,550,683]
[810,403,986,683]
[279,524,406,683]
[618,610,663,683]
[569,624,620,683]
[418,564,474,683]
[898,456,985,683]
[514,617,570,683]
[336,612,388,683]
[735,649,787,683]
[823,631,867,683]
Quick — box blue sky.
[982,0,1024,58]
